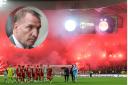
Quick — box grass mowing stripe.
[0,76,126,85]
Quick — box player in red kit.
[36,65,40,80]
[40,64,44,81]
[47,65,53,84]
[32,65,37,81]
[16,65,21,82]
[21,65,26,82]
[26,65,32,82]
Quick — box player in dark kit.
[64,67,69,82]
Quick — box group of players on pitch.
[4,64,53,83]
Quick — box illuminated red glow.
[0,10,126,71]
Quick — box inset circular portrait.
[6,6,48,49]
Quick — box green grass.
[0,76,126,85]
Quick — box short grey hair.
[14,7,41,23]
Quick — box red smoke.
[0,9,126,71]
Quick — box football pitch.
[0,76,126,85]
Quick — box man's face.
[14,13,41,48]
